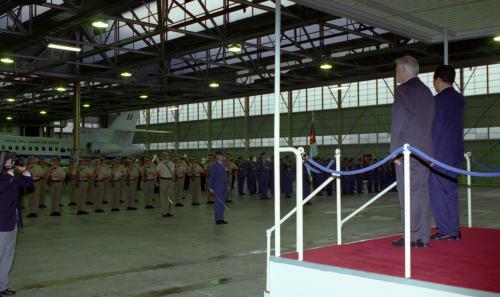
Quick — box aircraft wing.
[116,129,171,134]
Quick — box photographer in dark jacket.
[0,152,33,296]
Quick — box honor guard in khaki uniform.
[38,159,49,208]
[92,158,109,213]
[125,159,139,210]
[66,159,78,206]
[156,152,175,217]
[174,156,187,207]
[188,157,203,205]
[76,159,93,215]
[110,159,124,211]
[118,159,127,203]
[26,157,42,218]
[102,159,112,205]
[48,156,66,216]
[85,160,96,206]
[141,157,156,209]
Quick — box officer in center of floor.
[208,149,230,225]
[48,156,66,216]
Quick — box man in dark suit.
[208,150,230,225]
[429,65,464,240]
[390,55,435,248]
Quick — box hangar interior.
[0,1,499,297]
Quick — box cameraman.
[0,152,33,296]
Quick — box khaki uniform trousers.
[159,179,174,215]
[94,182,105,210]
[68,179,77,205]
[28,180,42,214]
[143,180,155,206]
[76,181,89,211]
[49,181,63,213]
[174,178,184,204]
[126,180,137,208]
[39,178,47,206]
[110,181,122,209]
[191,177,201,204]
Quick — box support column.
[244,96,250,158]
[73,82,81,160]
[273,0,282,257]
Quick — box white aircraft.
[0,111,169,160]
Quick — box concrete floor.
[11,185,500,297]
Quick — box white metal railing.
[465,152,472,227]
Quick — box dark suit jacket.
[390,77,435,156]
[432,87,465,166]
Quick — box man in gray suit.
[390,55,435,248]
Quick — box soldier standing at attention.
[110,159,124,211]
[76,159,92,215]
[66,159,78,206]
[188,157,203,206]
[208,150,229,225]
[48,156,66,216]
[173,155,187,207]
[38,159,49,209]
[93,158,109,213]
[141,157,156,209]
[26,157,42,218]
[156,152,175,217]
[125,159,139,210]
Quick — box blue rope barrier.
[408,146,500,178]
[304,162,321,174]
[306,147,404,176]
[472,160,500,173]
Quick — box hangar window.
[292,90,306,112]
[359,80,377,106]
[249,95,261,116]
[42,147,46,151]
[60,148,66,153]
[29,146,33,151]
[198,103,208,120]
[463,66,487,96]
[49,147,53,151]
[261,94,274,115]
[377,78,394,105]
[280,92,289,113]
[341,83,357,108]
[222,139,234,148]
[179,104,188,122]
[234,98,245,117]
[488,63,500,94]
[307,87,322,111]
[35,147,39,151]
[211,100,223,119]
[188,103,199,121]
[22,146,26,151]
[323,135,338,145]
[222,99,234,118]
[15,146,19,150]
[323,85,339,110]
[342,134,359,144]
[158,107,167,124]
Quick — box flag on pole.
[309,116,318,158]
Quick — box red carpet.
[283,227,500,293]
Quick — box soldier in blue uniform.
[0,152,33,296]
[208,150,230,225]
[281,156,293,198]
[257,152,270,200]
[237,157,247,196]
[354,158,364,194]
[429,65,464,240]
[247,157,257,195]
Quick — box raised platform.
[269,227,500,297]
